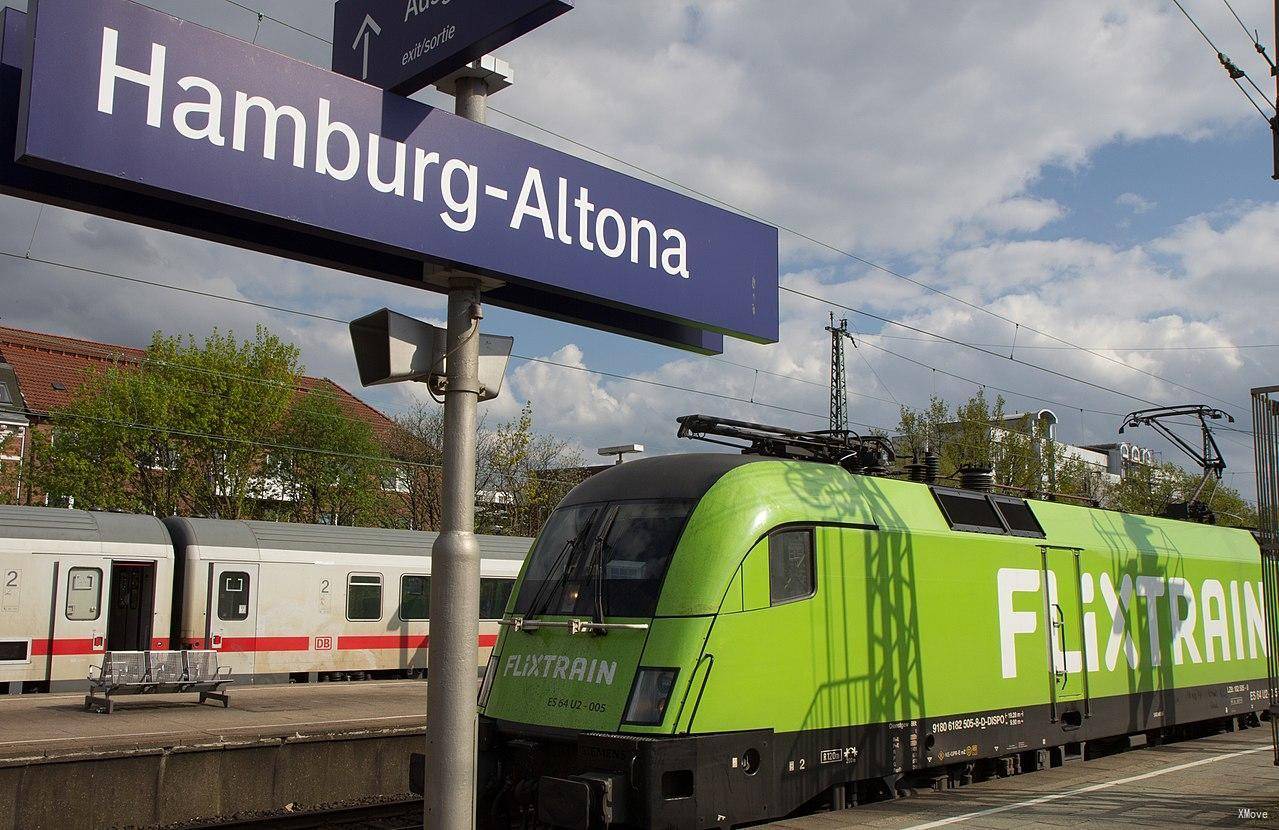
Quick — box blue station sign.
[332,0,573,94]
[8,0,778,352]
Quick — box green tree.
[268,384,392,526]
[30,327,393,521]
[894,391,1100,503]
[484,403,586,537]
[1103,462,1259,528]
[389,401,583,536]
[55,327,300,517]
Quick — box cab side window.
[769,529,815,605]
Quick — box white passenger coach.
[0,506,531,693]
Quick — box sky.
[0,0,1275,500]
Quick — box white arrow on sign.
[351,13,382,81]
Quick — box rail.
[1252,385,1279,766]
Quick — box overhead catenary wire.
[220,0,331,45]
[704,354,899,406]
[780,284,1256,439]
[2,244,1257,447]
[0,250,853,432]
[4,251,1244,514]
[32,267,1197,488]
[1220,0,1278,70]
[783,286,1164,414]
[5,261,1243,491]
[865,332,1279,351]
[1,323,886,443]
[844,319,902,406]
[12,406,592,489]
[1169,0,1276,117]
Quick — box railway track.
[188,798,422,830]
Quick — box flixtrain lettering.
[502,653,618,686]
[997,568,1267,679]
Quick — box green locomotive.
[477,417,1270,829]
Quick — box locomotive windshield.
[513,500,693,619]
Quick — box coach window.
[348,574,383,621]
[217,572,251,621]
[400,575,429,621]
[65,567,102,621]
[480,578,515,620]
[769,529,815,605]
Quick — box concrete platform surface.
[767,728,1279,830]
[0,679,425,763]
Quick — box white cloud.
[497,0,1267,254]
[1117,192,1157,213]
[974,198,1067,235]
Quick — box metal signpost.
[1,2,781,828]
[424,62,502,829]
[332,0,573,94]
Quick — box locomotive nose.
[481,623,650,733]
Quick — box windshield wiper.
[589,509,619,626]
[525,508,598,621]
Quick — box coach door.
[1040,546,1089,723]
[106,563,155,652]
[45,558,108,685]
[206,563,260,677]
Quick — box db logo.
[314,636,334,651]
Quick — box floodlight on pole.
[598,443,644,465]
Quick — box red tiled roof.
[0,325,395,441]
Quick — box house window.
[0,425,22,461]
[347,574,383,621]
[381,469,411,494]
[0,383,11,404]
[217,572,251,621]
[769,529,816,605]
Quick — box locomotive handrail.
[501,616,650,634]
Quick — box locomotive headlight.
[478,652,498,708]
[622,668,679,726]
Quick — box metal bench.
[85,650,233,714]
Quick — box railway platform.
[0,679,425,830]
[767,726,1279,829]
